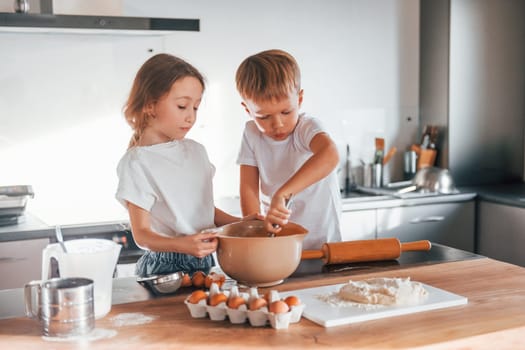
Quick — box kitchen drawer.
[376,201,474,251]
[340,209,376,241]
[0,238,49,289]
[478,201,525,267]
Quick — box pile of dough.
[338,277,428,306]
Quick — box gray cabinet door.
[377,201,474,251]
[340,209,376,241]
[478,202,525,267]
[0,238,49,289]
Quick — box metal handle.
[271,196,294,227]
[409,216,445,224]
[42,243,62,280]
[401,240,432,251]
[24,280,41,320]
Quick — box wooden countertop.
[1,258,524,349]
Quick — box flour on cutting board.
[316,277,428,309]
[280,280,468,327]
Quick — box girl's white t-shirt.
[115,139,216,237]
[237,114,342,249]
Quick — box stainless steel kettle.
[398,167,458,194]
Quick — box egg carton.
[184,284,305,329]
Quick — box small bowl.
[137,272,183,295]
[216,220,308,287]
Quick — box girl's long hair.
[124,54,205,148]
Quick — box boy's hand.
[180,231,218,258]
[241,212,264,221]
[265,195,291,233]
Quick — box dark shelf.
[0,12,199,33]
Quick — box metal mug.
[14,0,30,13]
[363,164,373,187]
[404,150,417,180]
[24,277,95,337]
[372,163,383,188]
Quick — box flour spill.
[110,312,157,327]
[42,328,117,342]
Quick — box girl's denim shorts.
[135,250,214,277]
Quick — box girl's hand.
[265,194,291,233]
[180,231,218,258]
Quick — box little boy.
[235,49,342,249]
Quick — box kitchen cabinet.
[376,201,474,251]
[0,238,49,290]
[340,209,376,241]
[478,201,525,267]
[342,201,475,252]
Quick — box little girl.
[116,53,252,277]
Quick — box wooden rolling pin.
[301,238,432,265]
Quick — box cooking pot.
[215,220,308,287]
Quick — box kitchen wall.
[420,0,525,186]
[0,0,419,225]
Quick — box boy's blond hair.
[235,49,301,102]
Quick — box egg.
[204,273,215,289]
[204,272,227,289]
[284,295,301,307]
[227,296,246,309]
[208,293,228,306]
[181,273,192,287]
[269,300,289,314]
[263,290,281,303]
[248,297,268,311]
[191,271,206,288]
[188,290,207,304]
[214,274,226,288]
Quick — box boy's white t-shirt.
[115,139,216,237]
[237,114,342,249]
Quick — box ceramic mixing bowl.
[216,220,308,287]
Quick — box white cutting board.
[281,282,467,327]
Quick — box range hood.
[0,13,199,34]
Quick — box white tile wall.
[0,0,420,225]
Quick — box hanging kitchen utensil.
[382,147,397,165]
[301,238,431,265]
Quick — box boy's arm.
[276,132,339,199]
[214,207,240,226]
[266,132,339,232]
[239,164,261,216]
